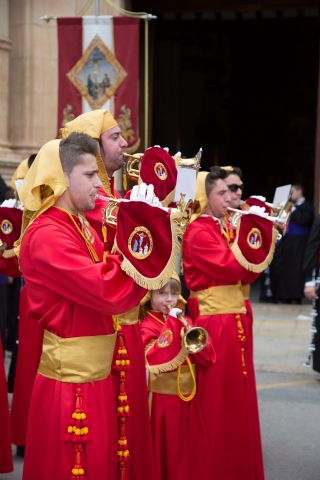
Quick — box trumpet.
[227,207,289,225]
[174,148,203,170]
[168,306,209,354]
[123,152,143,181]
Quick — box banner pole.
[144,18,149,150]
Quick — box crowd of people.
[0,108,319,480]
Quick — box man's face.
[206,178,231,218]
[290,186,302,203]
[100,126,128,177]
[66,153,102,213]
[225,173,243,208]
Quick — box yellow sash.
[149,364,196,395]
[116,304,140,326]
[38,330,117,383]
[190,283,246,315]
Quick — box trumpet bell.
[123,152,143,181]
[102,201,119,227]
[183,326,209,354]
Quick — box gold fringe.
[231,226,278,273]
[117,213,181,290]
[146,344,188,374]
[3,248,17,259]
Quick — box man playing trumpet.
[183,166,277,480]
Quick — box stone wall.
[0,0,127,182]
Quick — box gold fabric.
[116,305,140,325]
[61,109,118,140]
[240,284,250,300]
[190,284,246,315]
[190,171,209,223]
[149,364,196,395]
[15,140,67,256]
[19,139,66,213]
[38,329,117,383]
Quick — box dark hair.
[205,166,227,195]
[224,166,243,179]
[292,182,304,194]
[27,153,37,168]
[59,132,99,174]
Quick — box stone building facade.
[0,0,125,182]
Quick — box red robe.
[0,342,13,473]
[86,183,155,480]
[10,286,43,446]
[183,215,264,480]
[140,311,216,480]
[20,207,146,480]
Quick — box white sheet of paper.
[174,167,197,202]
[272,184,292,208]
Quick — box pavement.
[1,299,319,480]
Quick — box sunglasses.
[227,183,243,193]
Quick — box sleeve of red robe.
[21,223,147,315]
[183,219,258,287]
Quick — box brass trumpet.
[123,152,143,181]
[168,306,209,354]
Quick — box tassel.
[66,388,88,480]
[113,325,131,480]
[235,315,248,377]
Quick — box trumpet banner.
[231,213,277,273]
[57,16,140,150]
[139,148,178,205]
[115,202,180,289]
[0,208,22,257]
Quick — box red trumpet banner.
[231,213,277,273]
[115,202,179,289]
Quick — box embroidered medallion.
[247,228,262,249]
[157,329,173,348]
[67,34,127,110]
[128,226,153,259]
[1,219,13,235]
[154,162,168,181]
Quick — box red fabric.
[0,255,21,277]
[183,216,265,480]
[85,181,121,253]
[0,207,22,248]
[88,190,155,480]
[244,196,272,214]
[113,17,140,150]
[19,207,146,480]
[235,213,274,266]
[140,311,215,480]
[10,286,43,446]
[139,147,177,202]
[116,202,174,280]
[0,342,13,473]
[0,207,22,276]
[57,17,82,133]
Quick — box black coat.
[276,200,314,300]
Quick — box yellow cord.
[177,356,196,402]
[54,207,99,263]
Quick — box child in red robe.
[140,276,215,480]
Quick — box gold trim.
[149,363,196,396]
[231,226,278,273]
[38,330,117,383]
[190,284,246,315]
[116,210,181,290]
